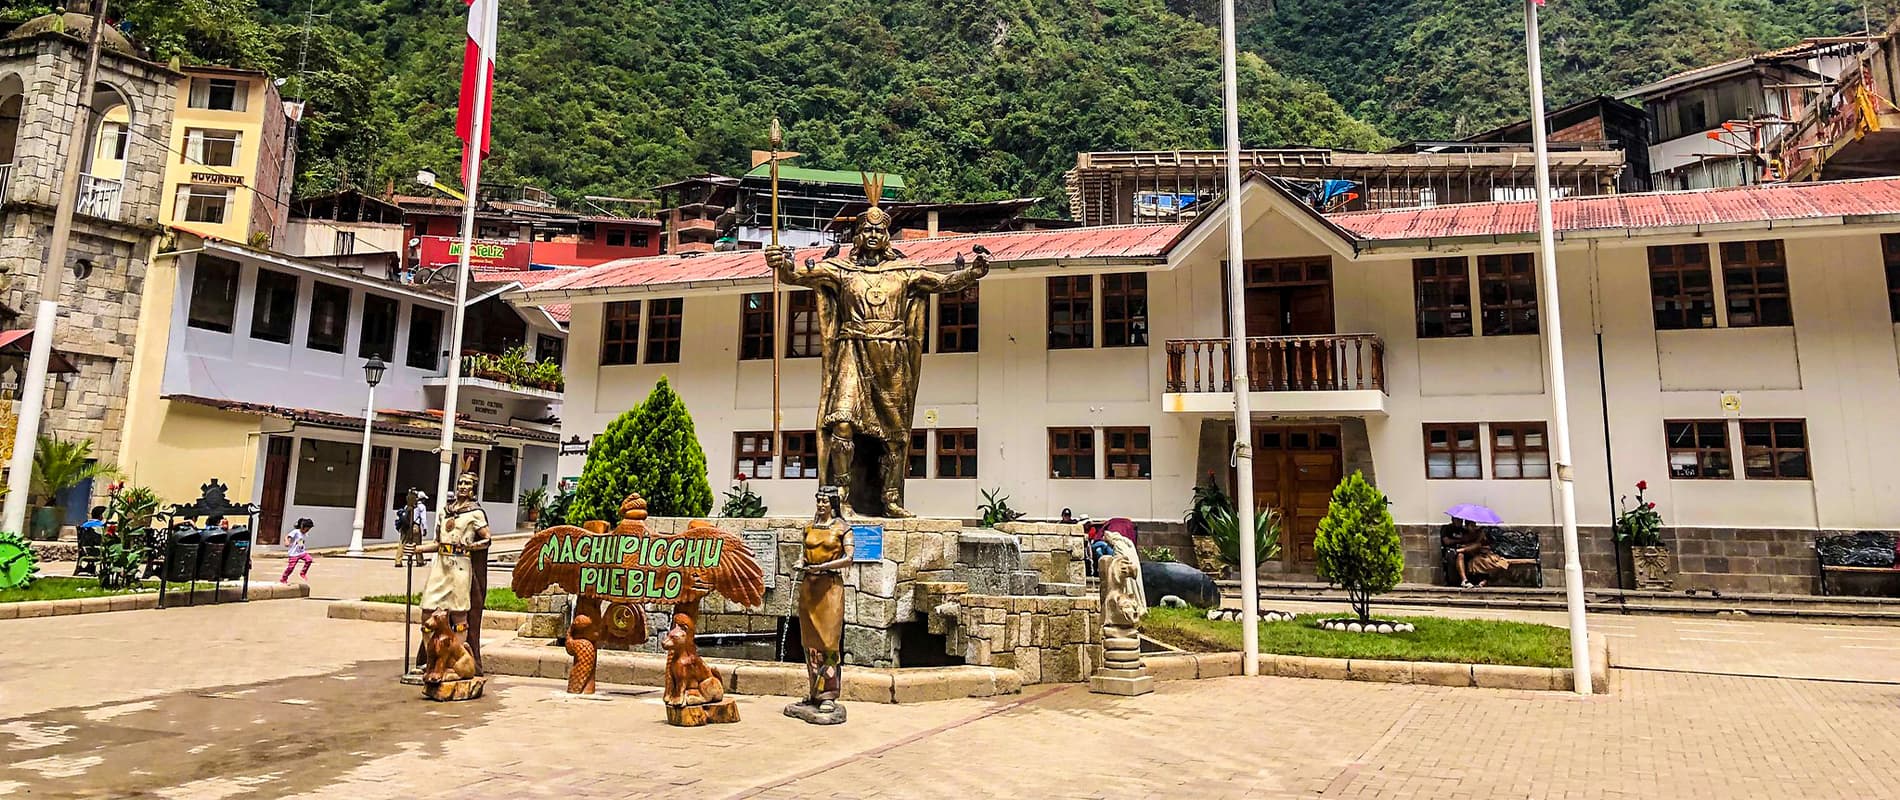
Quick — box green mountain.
[3,0,1892,209]
[1244,0,1898,140]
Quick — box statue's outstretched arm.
[766,245,839,289]
[914,248,990,293]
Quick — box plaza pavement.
[2,558,1897,798]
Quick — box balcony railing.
[1166,334,1385,394]
[0,162,12,202]
[76,173,123,221]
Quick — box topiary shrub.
[567,377,714,523]
[1312,470,1403,623]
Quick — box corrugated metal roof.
[530,225,1187,294]
[1328,178,1900,241]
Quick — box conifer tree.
[567,377,713,524]
[1312,470,1403,622]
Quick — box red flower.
[736,472,750,482]
[1646,502,1656,510]
[1636,480,1648,491]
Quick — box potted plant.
[1614,480,1669,590]
[977,488,1024,528]
[519,486,549,526]
[28,436,117,541]
[718,475,767,518]
[100,483,160,590]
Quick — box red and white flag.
[457,0,498,164]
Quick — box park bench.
[1439,526,1544,588]
[73,525,102,577]
[1814,531,1900,596]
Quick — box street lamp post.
[347,354,388,556]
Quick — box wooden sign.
[526,527,758,605]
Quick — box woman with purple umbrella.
[1445,504,1531,588]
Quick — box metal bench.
[1815,531,1899,596]
[1440,525,1544,588]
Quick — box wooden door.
[1286,286,1335,334]
[364,446,392,539]
[1245,288,1286,336]
[259,436,292,544]
[1252,425,1344,566]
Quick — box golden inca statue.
[765,173,991,517]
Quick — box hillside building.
[156,65,296,246]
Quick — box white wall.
[165,249,451,416]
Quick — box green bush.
[977,488,1024,528]
[1207,503,1281,569]
[1183,472,1230,537]
[100,486,161,590]
[1312,471,1402,622]
[567,377,714,523]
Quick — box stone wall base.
[1399,524,1862,595]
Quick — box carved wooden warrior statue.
[765,174,991,517]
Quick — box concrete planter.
[1631,545,1672,590]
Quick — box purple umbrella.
[1445,504,1503,525]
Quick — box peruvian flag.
[456,0,498,162]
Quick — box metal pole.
[346,380,377,555]
[3,1,109,536]
[1218,0,1260,676]
[769,118,783,475]
[432,54,492,524]
[1526,0,1593,695]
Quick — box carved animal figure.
[421,608,477,686]
[662,613,723,707]
[565,613,598,695]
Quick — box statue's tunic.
[422,505,488,612]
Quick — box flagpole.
[433,18,493,539]
[1219,0,1261,676]
[769,118,783,479]
[1525,0,1593,695]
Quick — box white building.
[120,233,568,549]
[515,176,1900,594]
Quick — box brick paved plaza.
[3,558,1898,799]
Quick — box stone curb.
[481,641,1023,704]
[1144,632,1612,695]
[0,581,308,619]
[326,600,526,631]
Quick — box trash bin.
[162,531,202,583]
[198,530,230,581]
[220,527,251,580]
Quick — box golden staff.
[769,117,783,475]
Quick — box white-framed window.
[95,121,128,161]
[177,185,234,224]
[187,77,248,112]
[184,128,242,167]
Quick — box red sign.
[417,235,530,270]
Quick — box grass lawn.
[363,587,528,613]
[1140,606,1571,669]
[0,576,185,603]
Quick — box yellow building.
[155,66,296,246]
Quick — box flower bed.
[1140,606,1570,669]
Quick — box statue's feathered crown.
[860,171,890,226]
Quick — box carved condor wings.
[511,496,765,610]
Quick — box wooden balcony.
[1164,334,1387,415]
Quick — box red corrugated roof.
[474,267,578,287]
[531,225,1187,294]
[1329,178,1900,241]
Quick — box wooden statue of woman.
[785,486,852,725]
[403,472,491,694]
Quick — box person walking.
[280,518,316,583]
